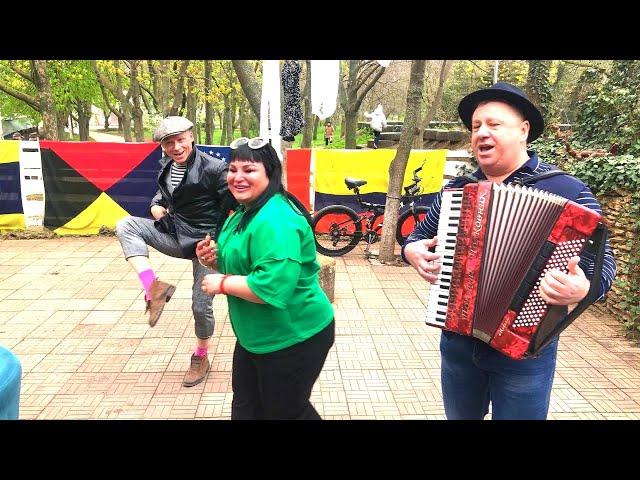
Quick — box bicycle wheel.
[396,206,430,246]
[313,205,362,256]
[285,191,314,229]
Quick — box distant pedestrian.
[364,104,387,149]
[324,121,334,146]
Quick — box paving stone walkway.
[1,237,638,419]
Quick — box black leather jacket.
[150,147,236,258]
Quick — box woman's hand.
[201,273,225,296]
[196,234,218,270]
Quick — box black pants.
[231,320,335,420]
[373,129,381,146]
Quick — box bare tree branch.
[0,80,39,111]
[8,61,33,83]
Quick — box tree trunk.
[239,99,250,137]
[186,75,198,139]
[230,97,238,132]
[344,108,358,149]
[413,60,454,148]
[122,108,133,142]
[169,60,190,116]
[31,60,58,140]
[379,60,426,263]
[56,114,67,140]
[130,60,145,142]
[222,95,233,145]
[204,60,214,144]
[301,60,314,148]
[232,60,261,121]
[340,60,387,149]
[526,60,551,122]
[313,115,319,142]
[158,60,171,116]
[103,110,110,130]
[77,100,91,141]
[113,61,133,142]
[216,110,223,138]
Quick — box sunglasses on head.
[229,137,270,150]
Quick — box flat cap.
[153,116,194,142]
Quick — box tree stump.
[316,253,336,303]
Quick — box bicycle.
[312,163,430,256]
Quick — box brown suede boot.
[182,354,210,387]
[145,279,176,327]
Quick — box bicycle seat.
[345,178,367,190]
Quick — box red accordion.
[425,181,607,359]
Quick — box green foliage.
[529,135,572,170]
[574,61,640,156]
[569,154,640,333]
[569,155,640,194]
[526,60,551,118]
[439,61,491,121]
[0,61,40,123]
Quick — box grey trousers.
[115,216,215,339]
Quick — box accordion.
[425,181,607,360]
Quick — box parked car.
[2,117,39,140]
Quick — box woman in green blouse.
[197,137,334,420]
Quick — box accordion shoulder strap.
[512,169,567,186]
[457,169,567,187]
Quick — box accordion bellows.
[426,181,604,359]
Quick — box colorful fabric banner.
[313,149,446,212]
[196,145,231,163]
[40,141,162,235]
[285,148,312,212]
[10,140,448,236]
[0,141,25,231]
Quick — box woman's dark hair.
[230,142,307,232]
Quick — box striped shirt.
[402,151,617,300]
[170,162,187,188]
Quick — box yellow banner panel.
[314,149,446,195]
[0,213,26,231]
[54,192,130,236]
[0,141,20,165]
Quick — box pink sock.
[195,347,208,357]
[138,269,156,300]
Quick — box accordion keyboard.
[425,189,464,328]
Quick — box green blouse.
[217,193,334,354]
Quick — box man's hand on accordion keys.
[539,256,590,306]
[404,237,442,283]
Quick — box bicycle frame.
[349,164,424,253]
[312,162,428,257]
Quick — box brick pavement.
[1,236,639,420]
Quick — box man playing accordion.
[402,82,617,420]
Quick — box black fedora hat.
[458,82,544,142]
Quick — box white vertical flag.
[260,60,282,160]
[311,60,340,120]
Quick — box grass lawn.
[89,123,373,148]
